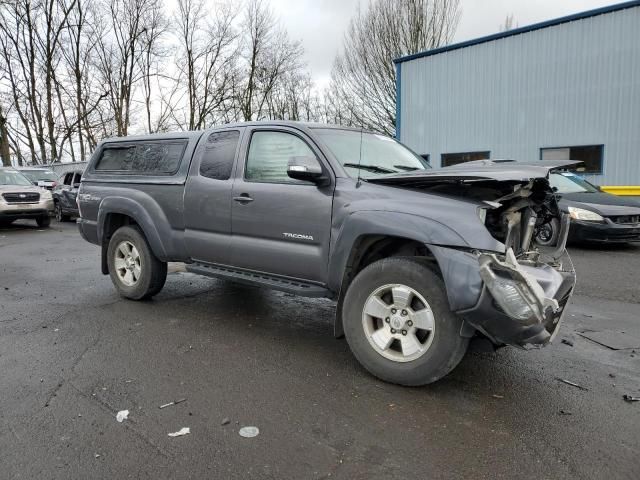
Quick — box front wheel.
[36,215,51,228]
[55,203,70,222]
[342,257,469,386]
[535,218,560,246]
[107,225,167,300]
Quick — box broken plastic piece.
[221,418,230,425]
[561,339,574,347]
[159,398,187,409]
[623,395,639,402]
[116,410,129,422]
[168,427,190,437]
[239,426,259,438]
[556,378,588,391]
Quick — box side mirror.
[287,156,327,185]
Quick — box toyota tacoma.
[77,122,576,385]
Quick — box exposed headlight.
[568,206,603,222]
[489,276,535,320]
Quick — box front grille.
[610,215,640,225]
[2,192,40,203]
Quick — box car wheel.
[55,203,70,222]
[107,225,167,300]
[36,215,51,228]
[535,218,560,246]
[342,257,469,386]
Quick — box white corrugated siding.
[399,6,640,185]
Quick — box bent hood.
[367,160,582,187]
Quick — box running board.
[186,262,330,298]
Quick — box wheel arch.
[97,197,170,274]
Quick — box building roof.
[394,0,640,65]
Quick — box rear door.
[183,129,243,265]
[229,127,334,283]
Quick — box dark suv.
[77,122,576,385]
[52,170,83,222]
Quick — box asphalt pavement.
[0,221,639,479]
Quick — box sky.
[267,0,623,89]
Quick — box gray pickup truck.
[78,121,576,385]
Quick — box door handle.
[233,194,254,204]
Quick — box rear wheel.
[342,257,469,386]
[36,215,51,228]
[107,225,167,300]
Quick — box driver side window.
[245,131,317,184]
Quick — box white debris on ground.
[168,427,190,437]
[239,426,259,438]
[116,410,129,422]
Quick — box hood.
[0,184,43,193]
[367,160,582,187]
[559,192,640,217]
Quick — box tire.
[535,218,559,246]
[36,215,51,228]
[107,225,167,300]
[55,203,70,222]
[342,257,469,386]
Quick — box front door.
[229,128,334,283]
[183,129,243,265]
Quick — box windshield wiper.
[343,163,396,174]
[394,165,420,171]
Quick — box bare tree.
[237,0,304,121]
[95,0,164,136]
[499,14,518,32]
[0,103,11,166]
[329,0,461,135]
[171,0,238,130]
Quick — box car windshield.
[0,169,33,186]
[314,128,429,178]
[20,170,57,182]
[549,172,599,194]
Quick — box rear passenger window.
[199,130,240,180]
[95,140,187,174]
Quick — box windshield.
[314,129,429,178]
[0,169,33,186]
[549,172,599,194]
[20,170,57,182]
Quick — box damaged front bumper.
[430,216,576,347]
[464,249,575,346]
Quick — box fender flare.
[329,210,471,338]
[97,195,170,261]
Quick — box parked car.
[52,170,83,222]
[17,167,59,190]
[537,171,640,244]
[77,122,576,386]
[0,167,53,227]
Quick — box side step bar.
[186,262,330,298]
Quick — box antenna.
[356,125,363,187]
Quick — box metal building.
[395,0,640,191]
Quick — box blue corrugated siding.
[399,5,640,186]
